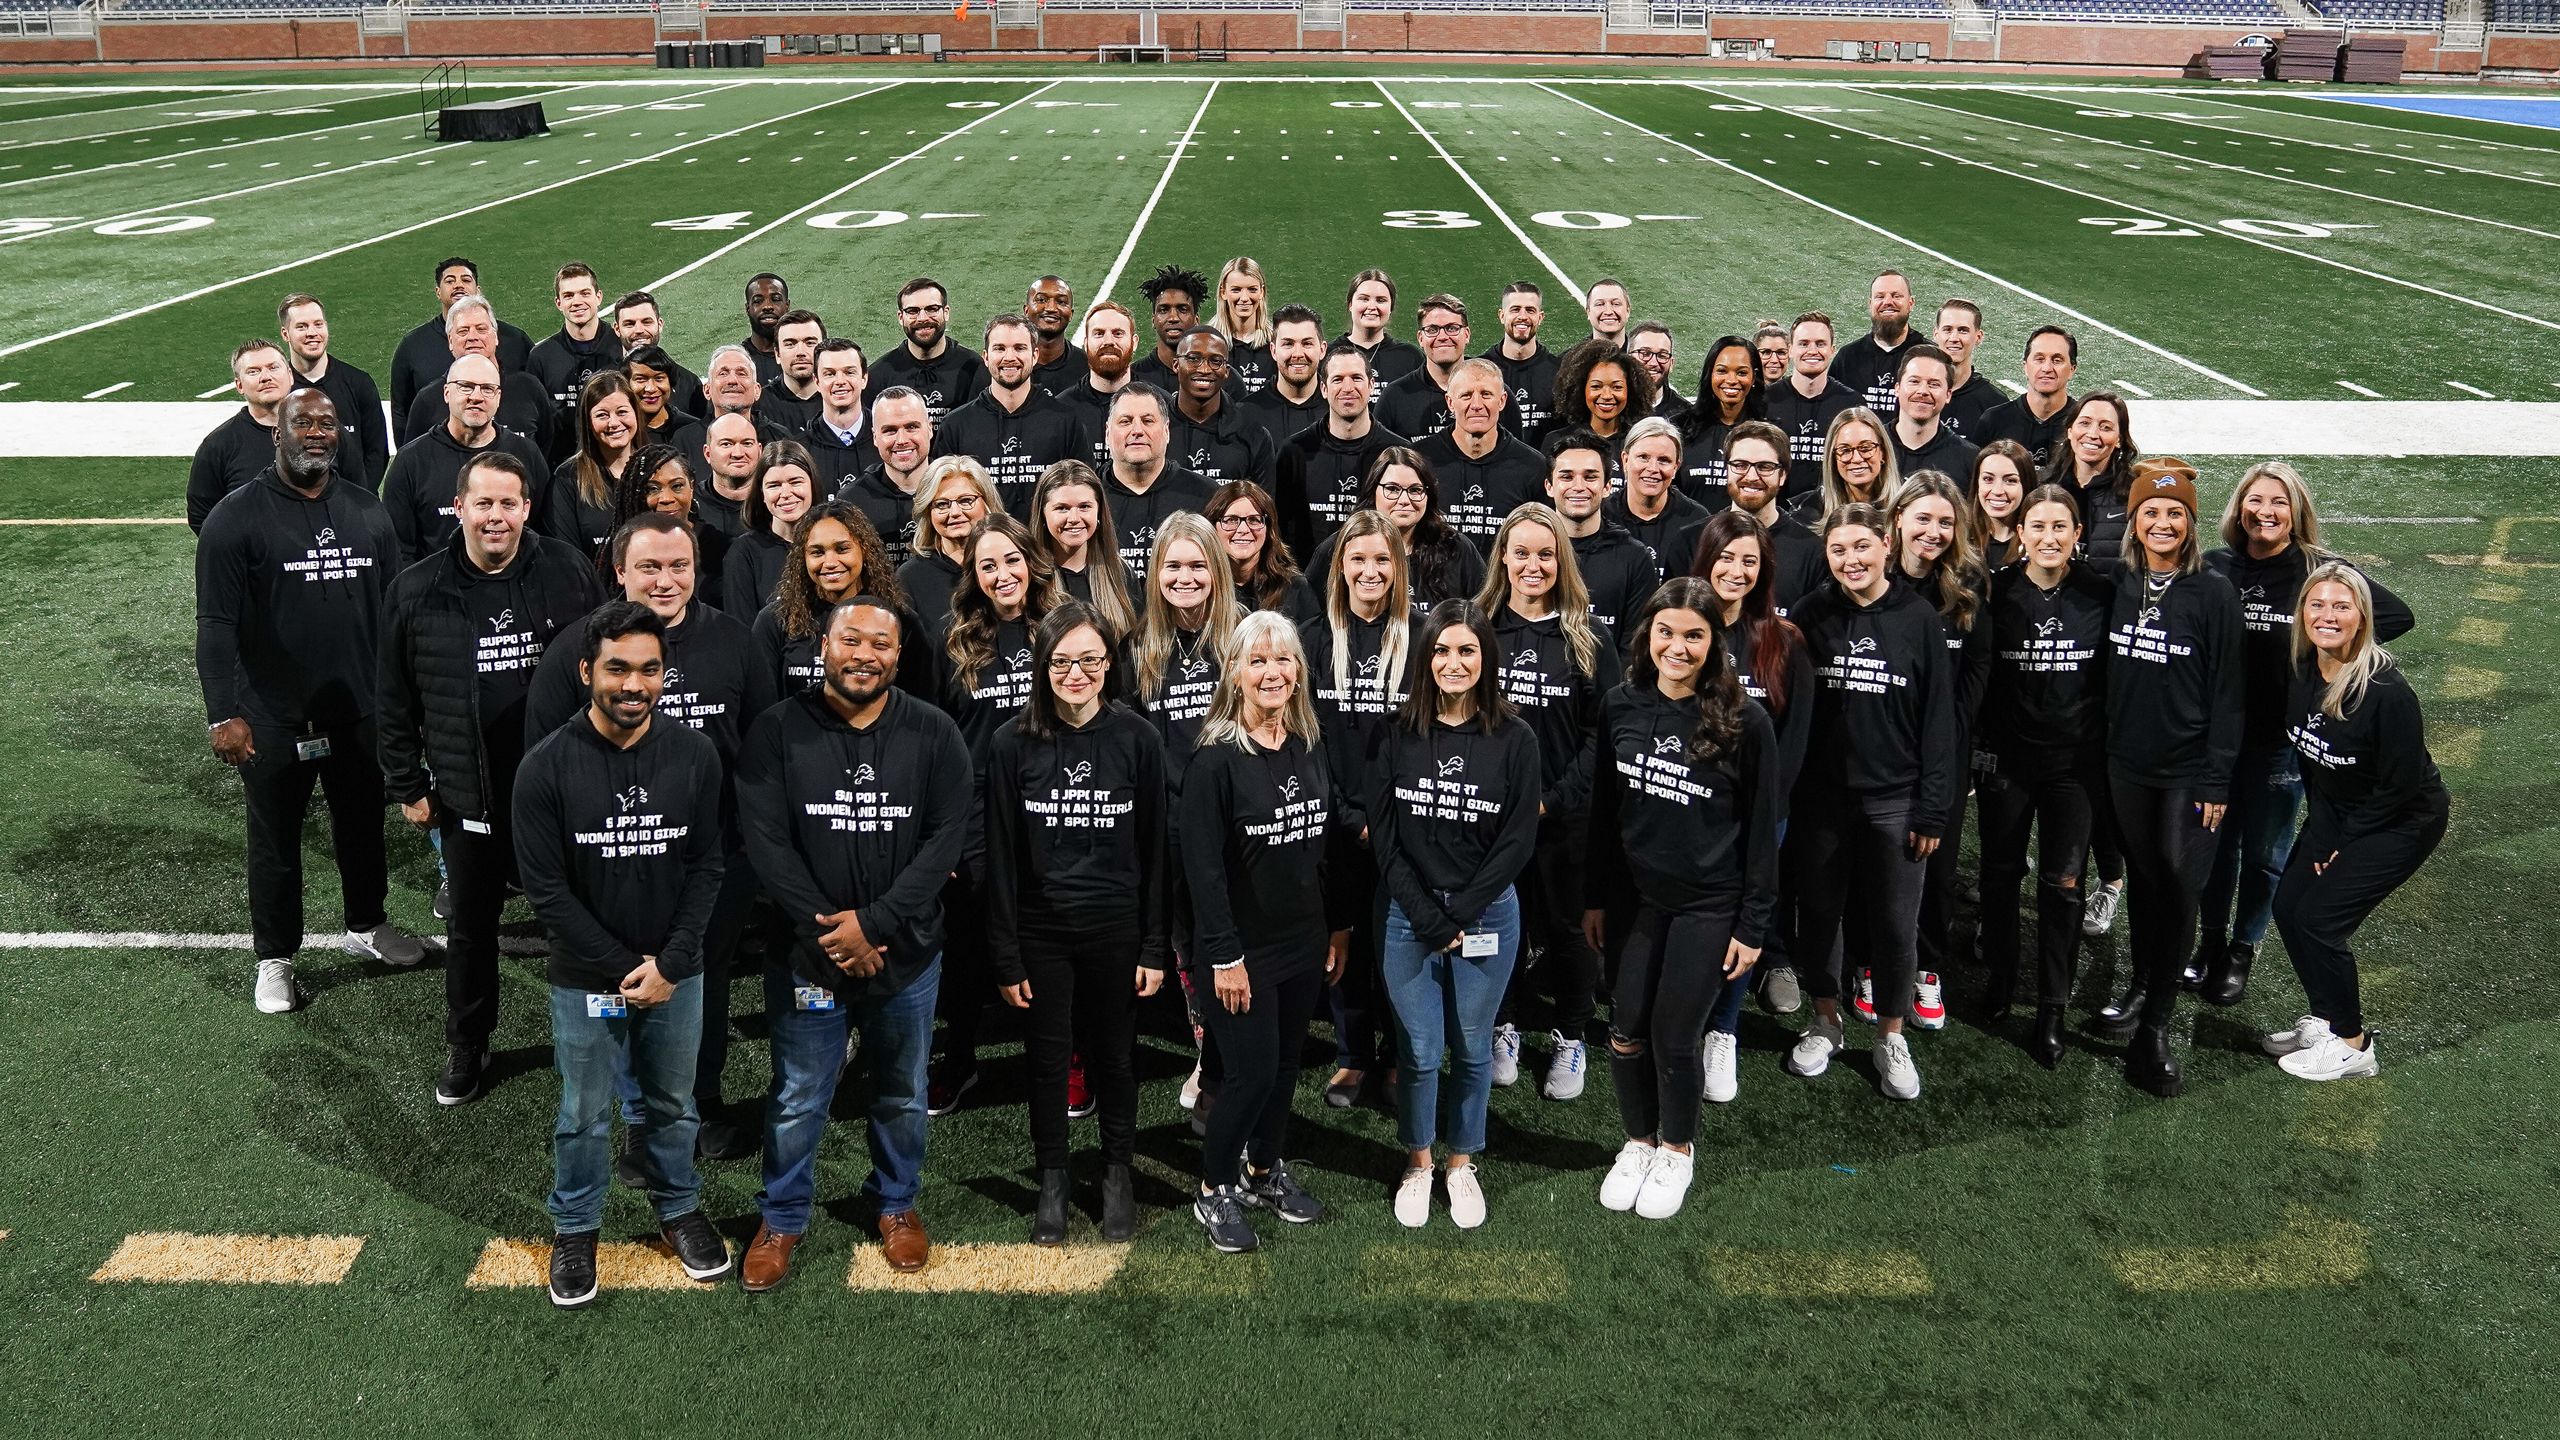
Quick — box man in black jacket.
[514,601,731,1307]
[936,314,1086,517]
[379,450,603,1106]
[736,596,969,1289]
[866,277,986,420]
[527,262,624,462]
[398,295,556,457]
[389,256,535,423]
[187,340,296,533]
[279,293,389,490]
[1273,344,1402,560]
[1545,429,1656,642]
[198,387,421,1016]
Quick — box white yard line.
[647,80,1056,292]
[1092,80,1218,304]
[1536,82,2262,397]
[80,382,131,398]
[2447,381,2497,398]
[0,84,883,363]
[1378,80,1586,307]
[1687,82,2560,336]
[2112,380,2151,399]
[2009,89,2560,190]
[0,931,544,955]
[0,85,363,152]
[2337,381,2383,399]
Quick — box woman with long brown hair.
[544,369,640,558]
[1029,459,1138,640]
[723,440,818,616]
[1209,478,1318,626]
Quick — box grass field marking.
[1537,82,2264,399]
[93,1232,365,1285]
[0,85,361,153]
[845,1241,1130,1294]
[0,931,549,955]
[2425,515,2560,572]
[644,78,1057,292]
[1356,1245,1571,1303]
[2447,381,2497,399]
[2438,665,2504,701]
[1379,80,1586,307]
[2010,89,2560,190]
[2185,91,2560,158]
[1114,1248,1269,1296]
[0,83,898,363]
[1703,1246,1932,1299]
[2337,381,2383,399]
[2294,1079,2390,1157]
[0,81,739,249]
[1091,78,1218,305]
[1856,87,2560,245]
[1698,84,2560,337]
[2111,1206,2370,1293]
[2471,582,2523,603]
[2432,726,2480,769]
[2450,616,2510,648]
[468,1237,713,1292]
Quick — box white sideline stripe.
[2112,380,2152,399]
[1693,82,2560,335]
[1860,87,2560,244]
[0,931,546,955]
[1536,82,2262,398]
[12,399,2560,459]
[0,83,868,363]
[2338,381,2384,398]
[1380,80,1586,307]
[0,85,352,151]
[646,79,1046,291]
[2013,89,2560,191]
[2188,90,2560,157]
[1092,80,1219,305]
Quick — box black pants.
[2108,775,2220,1026]
[1977,757,2098,1007]
[1023,921,1144,1170]
[1195,958,1324,1190]
[1607,902,1736,1147]
[1791,790,1926,1020]
[1327,847,1389,1071]
[240,720,388,960]
[934,867,992,1076]
[1915,770,1972,980]
[2273,811,2445,1039]
[439,802,516,1049]
[1500,812,1599,1039]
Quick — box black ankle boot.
[1101,1163,1136,1242]
[2202,942,2254,1007]
[2030,1005,2067,1069]
[2126,1023,2184,1097]
[2095,975,2148,1039]
[1032,1167,1072,1246]
[2179,939,2216,990]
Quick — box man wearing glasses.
[1627,322,1686,421]
[1380,294,1471,443]
[380,353,551,563]
[865,277,988,422]
[1164,327,1276,489]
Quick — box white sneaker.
[343,923,426,967]
[1912,972,1947,1030]
[254,958,297,1014]
[2262,1014,2334,1057]
[1445,1164,1486,1230]
[1542,1033,1586,1101]
[2279,1033,2380,1082]
[1787,1017,1845,1078]
[1702,1030,1739,1104]
[1599,1140,1655,1212]
[1393,1166,1433,1229]
[1179,1064,1203,1110]
[1761,964,1803,1016]
[1634,1146,1695,1220]
[1491,1024,1522,1088]
[2081,883,2122,937]
[1877,1032,1922,1101]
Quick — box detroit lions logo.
[848,763,876,786]
[2240,584,2266,603]
[2303,712,2325,732]
[1849,636,1877,656]
[1000,435,1023,455]
[1009,648,1034,671]
[1063,760,1094,787]
[1187,449,1214,472]
[315,527,337,546]
[1180,656,1211,681]
[1437,754,1466,778]
[1653,734,1686,756]
[1354,654,1381,679]
[615,785,649,812]
[2138,606,2162,630]
[1276,776,1302,802]
[924,389,947,411]
[491,609,516,632]
[662,667,684,689]
[1463,484,1485,505]
[2035,616,2063,639]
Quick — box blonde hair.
[1887,470,1984,631]
[2121,485,2204,577]
[910,455,1001,565]
[1621,414,1684,468]
[1322,510,1412,698]
[1212,257,1270,349]
[1821,406,1899,518]
[1474,502,1603,678]
[1199,609,1321,753]
[2218,459,2326,557]
[1134,511,1240,704]
[2292,560,2396,721]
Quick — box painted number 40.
[2080,216,2374,239]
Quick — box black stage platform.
[435,98,549,142]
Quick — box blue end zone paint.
[2319,95,2560,134]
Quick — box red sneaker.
[1066,1054,1095,1119]
[1912,972,1948,1030]
[1852,969,1879,1025]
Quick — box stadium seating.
[1987,0,2286,18]
[108,0,358,11]
[2490,0,2560,24]
[0,0,91,11]
[2305,0,2443,24]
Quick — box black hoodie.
[525,601,774,783]
[379,423,551,565]
[528,328,626,447]
[1275,421,1405,560]
[2106,564,2245,801]
[1790,579,1961,836]
[2207,545,2415,751]
[866,342,989,421]
[1492,604,1622,814]
[186,407,279,534]
[838,464,925,569]
[1478,341,1558,438]
[896,551,966,637]
[1570,522,1659,640]
[946,614,1041,762]
[1139,624,1223,785]
[1604,488,1711,589]
[1587,683,1782,942]
[736,687,972,1001]
[512,714,724,990]
[390,313,534,422]
[1722,618,1815,800]
[1981,561,2113,775]
[400,372,558,458]
[1165,398,1276,490]
[194,469,400,731]
[982,701,1171,982]
[1369,713,1542,951]
[935,387,1090,517]
[1728,503,1828,616]
[1102,465,1215,590]
[1892,563,1993,731]
[1180,731,1338,978]
[723,528,792,618]
[2285,661,2448,849]
[749,599,941,708]
[797,415,880,497]
[1764,375,1858,503]
[1301,609,1419,838]
[1416,430,1548,556]
[1380,369,1456,443]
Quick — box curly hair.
[598,442,690,579]
[1551,335,1655,437]
[773,499,904,643]
[1138,263,1210,309]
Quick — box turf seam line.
[1534,82,2266,399]
[1378,79,1585,307]
[2009,88,2560,190]
[1091,79,1219,306]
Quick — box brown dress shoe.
[741,1224,799,1293]
[879,1209,930,1272]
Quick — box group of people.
[189,255,2448,1308]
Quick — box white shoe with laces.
[2262,1014,2334,1057]
[1912,972,1947,1030]
[1877,1032,1922,1101]
[254,958,297,1014]
[2279,1033,2380,1082]
[1599,1140,1655,1212]
[1393,1166,1433,1229]
[1634,1146,1695,1220]
[1444,1164,1486,1230]
[1788,1017,1845,1078]
[1542,1032,1586,1101]
[1491,1024,1522,1088]
[1702,1030,1739,1104]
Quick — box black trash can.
[691,41,714,67]
[744,40,766,67]
[671,42,692,68]
[654,40,676,67]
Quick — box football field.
[3,65,2559,1436]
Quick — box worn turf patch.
[1357,1245,1570,1303]
[845,1241,1129,1293]
[92,1231,364,1284]
[2293,1081,2390,1157]
[466,1237,709,1291]
[2111,1206,2370,1292]
[1703,1246,1932,1299]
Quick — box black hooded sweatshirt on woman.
[1570,523,1658,641]
[1179,731,1339,979]
[1603,488,1711,589]
[1981,561,2113,775]
[1587,685,1782,944]
[1491,605,1622,815]
[1369,713,1542,952]
[2106,563,2245,802]
[512,715,725,991]
[1789,579,1961,837]
[1301,610,1419,839]
[2285,662,2448,849]
[2207,545,2414,751]
[194,469,399,732]
[736,687,972,1002]
[983,702,1172,984]
[1721,619,1815,799]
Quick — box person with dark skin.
[1134,263,1210,393]
[1167,327,1277,489]
[741,273,790,385]
[611,291,706,419]
[1025,275,1087,393]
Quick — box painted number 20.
[2080,216,2372,239]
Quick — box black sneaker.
[435,1044,489,1106]
[696,1116,756,1163]
[616,1128,648,1189]
[924,1066,979,1118]
[661,1211,731,1282]
[1243,1158,1324,1224]
[549,1230,599,1308]
[1193,1186,1258,1253]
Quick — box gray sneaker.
[1194,1185,1259,1253]
[1761,964,1803,1016]
[343,923,427,968]
[2081,883,2122,937]
[1244,1158,1324,1224]
[1787,1015,1845,1078]
[1541,1032,1587,1101]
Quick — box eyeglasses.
[1728,460,1786,479]
[928,497,982,515]
[1047,654,1110,675]
[447,380,501,397]
[1835,442,1884,461]
[1377,484,1432,502]
[1214,514,1268,532]
[1418,323,1467,338]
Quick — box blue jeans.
[546,976,704,1235]
[1381,889,1520,1156]
[2201,744,2302,951]
[758,957,939,1235]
